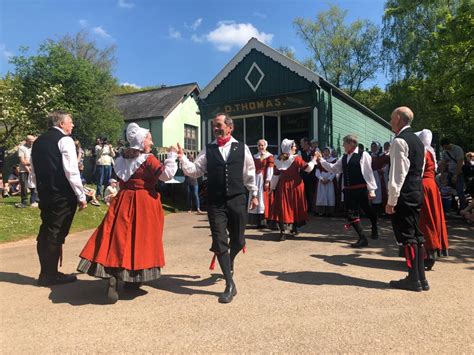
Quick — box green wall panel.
[331,95,393,153]
[204,49,313,106]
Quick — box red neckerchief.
[347,146,356,155]
[217,135,231,147]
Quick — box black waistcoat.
[31,128,75,198]
[395,127,424,205]
[206,142,246,203]
[342,151,366,187]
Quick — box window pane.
[246,116,263,146]
[233,119,244,142]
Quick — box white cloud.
[185,18,203,31]
[0,43,13,59]
[92,26,112,40]
[78,19,88,27]
[118,0,134,8]
[206,22,273,52]
[121,82,141,88]
[168,27,182,39]
[253,12,267,19]
[191,34,205,43]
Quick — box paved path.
[1,213,473,353]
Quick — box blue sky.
[0,0,388,90]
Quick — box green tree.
[9,37,123,146]
[294,5,381,96]
[0,74,64,148]
[381,0,473,149]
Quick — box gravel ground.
[1,213,473,353]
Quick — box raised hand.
[176,142,184,159]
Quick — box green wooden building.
[198,38,393,154]
[116,83,201,152]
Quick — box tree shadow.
[311,253,406,271]
[147,274,222,297]
[261,270,389,290]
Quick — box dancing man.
[386,107,429,292]
[177,113,258,304]
[315,134,378,247]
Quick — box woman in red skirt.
[248,139,274,227]
[77,123,177,303]
[416,129,449,270]
[270,139,316,241]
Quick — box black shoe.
[124,281,142,291]
[37,272,77,286]
[424,258,435,271]
[218,282,237,304]
[351,237,368,248]
[420,279,430,291]
[279,232,286,241]
[290,229,299,236]
[107,276,119,304]
[371,227,379,240]
[389,277,422,292]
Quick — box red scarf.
[347,146,356,155]
[217,135,231,147]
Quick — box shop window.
[184,124,198,151]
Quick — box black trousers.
[391,199,424,245]
[37,193,77,245]
[343,188,377,226]
[207,193,247,254]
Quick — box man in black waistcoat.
[31,111,87,286]
[300,137,315,213]
[178,113,258,303]
[386,106,428,292]
[316,134,379,247]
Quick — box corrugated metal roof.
[115,83,200,120]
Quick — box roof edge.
[199,38,320,100]
[116,82,199,97]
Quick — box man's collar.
[52,126,67,135]
[397,125,411,136]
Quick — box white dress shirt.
[318,147,377,193]
[180,136,258,196]
[31,127,86,202]
[387,125,425,206]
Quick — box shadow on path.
[0,271,149,305]
[147,274,222,297]
[311,253,406,271]
[261,270,389,290]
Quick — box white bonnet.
[281,139,295,154]
[126,123,149,150]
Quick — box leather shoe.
[420,279,430,291]
[371,228,379,240]
[351,237,368,248]
[389,277,422,292]
[107,276,119,304]
[279,232,286,241]
[218,282,237,304]
[37,272,77,286]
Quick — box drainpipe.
[329,87,333,148]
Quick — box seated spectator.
[83,186,100,206]
[0,172,5,197]
[8,165,21,197]
[104,178,119,206]
[439,174,453,214]
[460,200,474,224]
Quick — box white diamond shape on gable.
[245,62,265,92]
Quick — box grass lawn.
[0,195,176,244]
